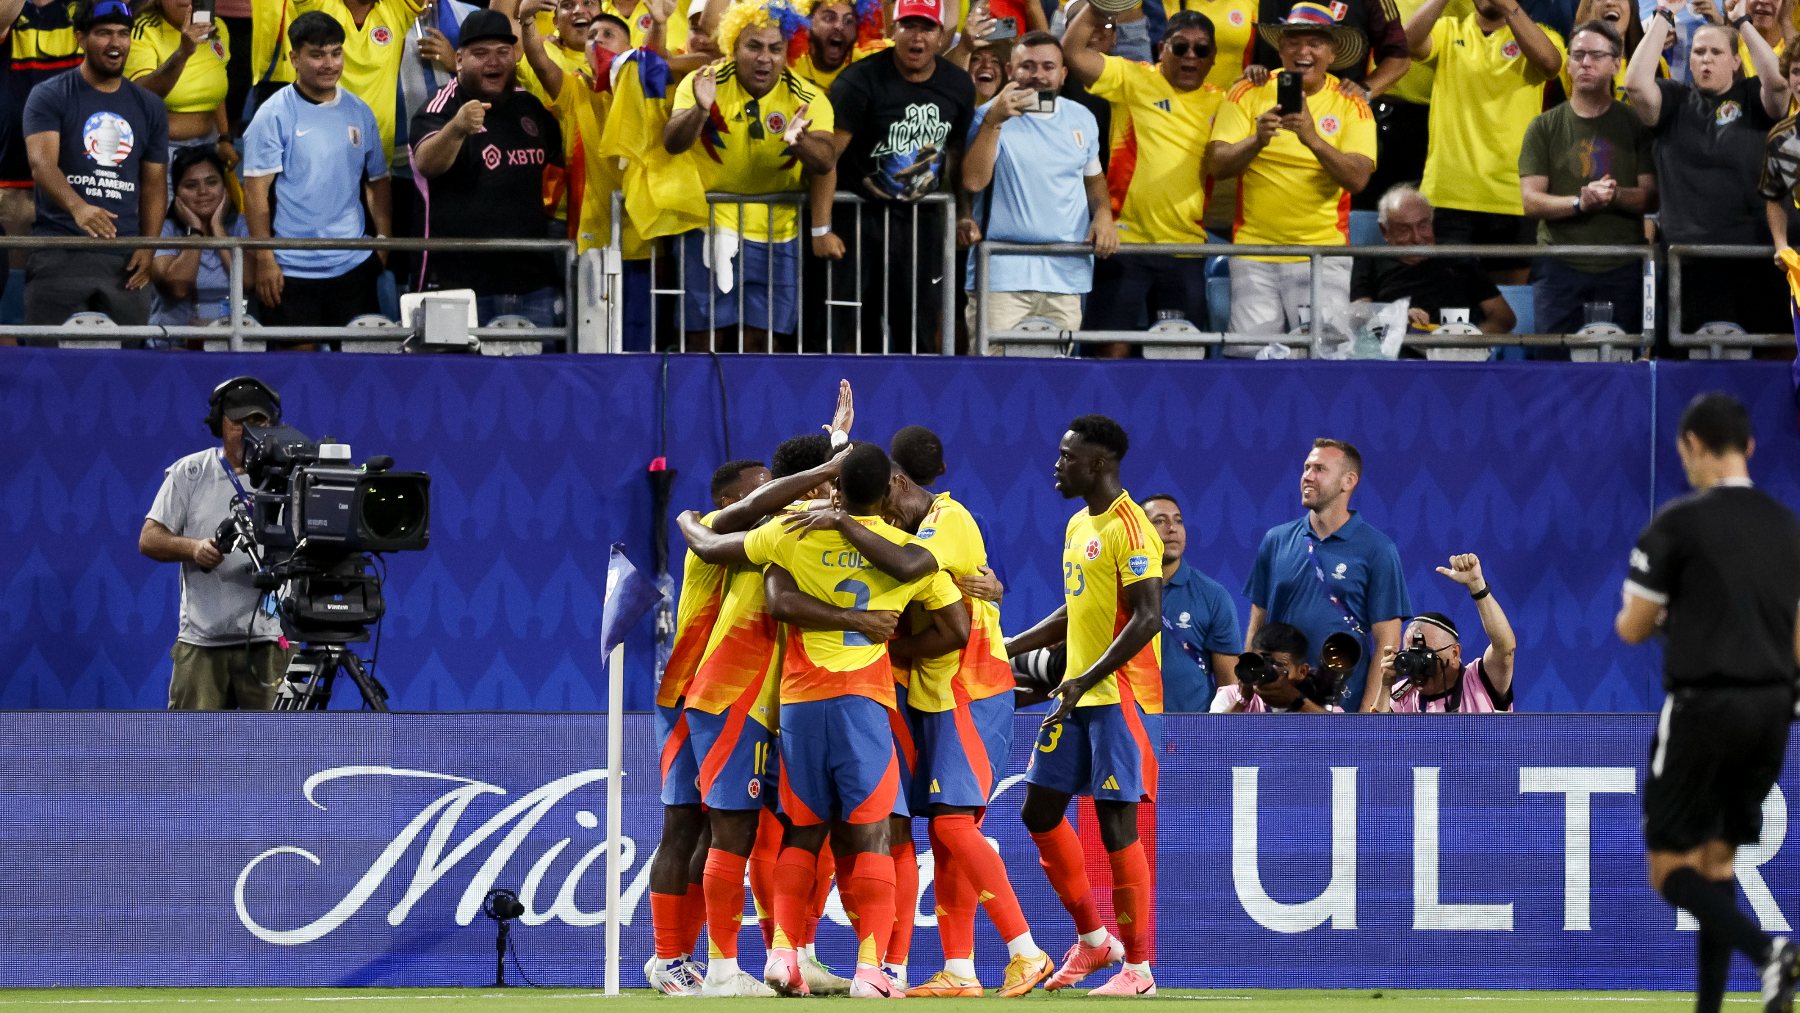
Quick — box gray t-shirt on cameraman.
[147,449,283,647]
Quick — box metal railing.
[606,191,957,355]
[0,235,579,351]
[974,241,1665,357]
[1667,244,1799,357]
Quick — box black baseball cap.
[458,9,517,46]
[219,383,278,423]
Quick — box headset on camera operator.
[1373,553,1517,714]
[1209,623,1352,713]
[139,376,294,710]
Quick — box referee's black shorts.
[1643,686,1794,853]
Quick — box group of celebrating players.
[643,381,1165,999]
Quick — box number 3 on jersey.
[835,577,873,646]
[1063,561,1086,597]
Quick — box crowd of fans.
[6,0,1800,353]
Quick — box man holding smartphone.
[1208,1,1375,338]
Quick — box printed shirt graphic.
[671,64,834,242]
[658,509,732,708]
[1214,74,1374,256]
[126,15,230,113]
[1090,55,1221,245]
[744,515,961,707]
[23,69,168,238]
[683,540,782,730]
[1061,491,1164,712]
[829,48,974,203]
[1420,13,1564,215]
[905,492,1014,712]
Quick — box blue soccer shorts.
[685,706,776,811]
[778,695,903,826]
[1025,700,1161,803]
[658,703,702,807]
[893,682,923,814]
[918,693,1014,809]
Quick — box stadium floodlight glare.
[483,889,526,988]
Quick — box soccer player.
[784,454,1053,997]
[1007,414,1164,996]
[1616,392,1800,1013]
[643,458,770,996]
[749,443,971,999]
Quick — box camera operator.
[138,376,292,710]
[1209,623,1342,713]
[1374,553,1517,713]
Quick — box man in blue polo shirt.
[241,10,391,328]
[1143,493,1241,711]
[1245,438,1410,712]
[961,30,1116,344]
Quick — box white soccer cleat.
[645,955,702,996]
[701,968,779,998]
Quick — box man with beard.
[23,0,167,327]
[1406,0,1563,283]
[408,10,562,324]
[665,3,836,350]
[790,0,863,90]
[825,0,974,352]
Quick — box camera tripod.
[273,642,391,711]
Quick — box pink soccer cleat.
[1088,968,1156,997]
[1044,935,1125,991]
[850,966,907,999]
[763,947,809,997]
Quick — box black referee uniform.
[1626,476,1800,1013]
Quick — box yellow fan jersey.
[302,0,425,160]
[658,509,731,708]
[671,64,834,242]
[1061,492,1163,712]
[127,16,231,114]
[250,0,299,88]
[1169,0,1260,90]
[1418,13,1564,216]
[744,516,961,707]
[904,492,1013,713]
[1213,75,1375,260]
[1090,55,1222,245]
[518,38,588,108]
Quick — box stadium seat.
[341,313,403,354]
[1348,209,1382,248]
[1207,275,1230,332]
[481,315,546,357]
[58,311,119,350]
[1494,284,1534,361]
[203,315,265,353]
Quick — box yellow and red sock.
[928,820,977,961]
[772,844,816,951]
[703,848,748,960]
[750,810,783,949]
[936,812,1028,940]
[1031,820,1102,936]
[887,839,918,967]
[850,850,897,968]
[649,890,688,960]
[1107,842,1151,964]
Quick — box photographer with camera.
[1209,622,1345,713]
[138,376,291,710]
[1373,553,1516,713]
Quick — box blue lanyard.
[1305,535,1368,640]
[219,452,253,507]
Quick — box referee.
[1616,392,1800,1013]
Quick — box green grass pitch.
[0,989,1768,1010]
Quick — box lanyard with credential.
[1305,534,1368,640]
[219,453,279,622]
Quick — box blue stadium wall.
[2,349,1798,712]
[4,711,1798,990]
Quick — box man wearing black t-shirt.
[821,0,974,353]
[1352,184,1516,338]
[1617,391,1800,1013]
[22,0,167,327]
[409,9,563,325]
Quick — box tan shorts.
[967,291,1084,354]
[169,640,293,711]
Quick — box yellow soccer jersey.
[905,492,1013,712]
[250,0,299,87]
[744,516,961,707]
[789,42,884,92]
[518,39,588,108]
[658,509,732,708]
[1091,55,1222,245]
[1419,14,1564,215]
[1170,0,1259,90]
[683,560,781,730]
[603,0,691,51]
[672,65,834,242]
[1214,75,1375,259]
[127,16,231,113]
[1061,492,1163,712]
[302,0,425,160]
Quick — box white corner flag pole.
[605,641,625,996]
